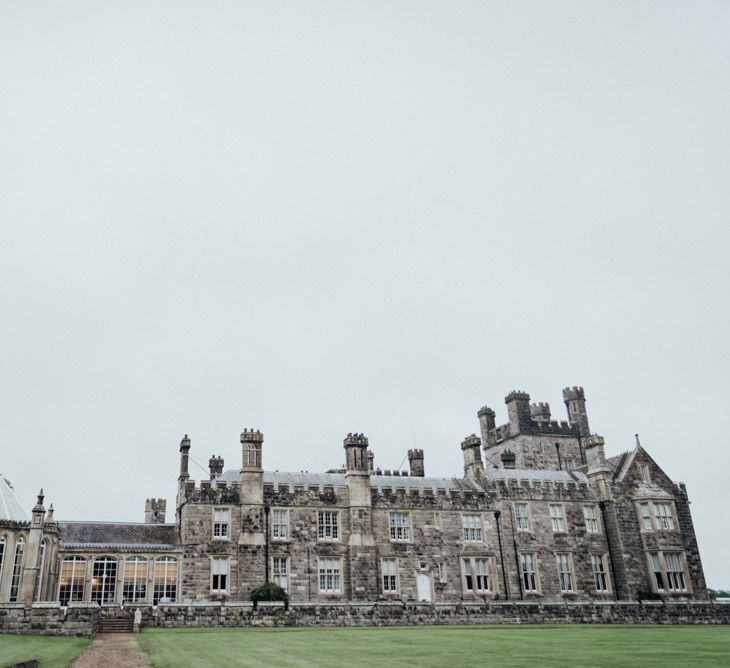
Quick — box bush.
[251,581,289,605]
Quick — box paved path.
[71,633,151,668]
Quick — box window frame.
[555,553,575,593]
[381,558,399,594]
[318,558,342,594]
[648,551,689,594]
[461,556,497,595]
[590,554,610,593]
[272,556,289,592]
[514,502,531,532]
[211,556,230,594]
[59,556,86,606]
[388,511,412,542]
[122,556,148,604]
[583,504,600,533]
[461,514,483,542]
[9,536,25,602]
[153,556,178,604]
[91,556,118,605]
[519,553,540,593]
[549,503,566,534]
[271,508,289,541]
[317,510,340,541]
[212,507,231,540]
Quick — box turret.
[477,406,496,443]
[407,449,425,477]
[500,450,516,469]
[505,391,532,434]
[145,498,167,524]
[31,488,45,526]
[240,429,264,505]
[563,386,590,437]
[461,434,484,478]
[179,434,191,480]
[530,402,551,424]
[209,455,224,480]
[343,433,369,473]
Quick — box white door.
[416,573,432,602]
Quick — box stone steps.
[98,617,134,633]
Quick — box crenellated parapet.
[182,479,241,505]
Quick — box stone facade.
[0,386,711,628]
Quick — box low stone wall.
[0,603,99,637]
[138,600,730,628]
[2,601,728,636]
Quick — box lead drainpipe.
[508,505,524,600]
[494,510,509,600]
[264,504,270,583]
[599,500,620,601]
[555,443,562,471]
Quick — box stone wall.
[138,600,730,628]
[0,603,98,637]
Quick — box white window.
[556,553,574,592]
[9,537,24,602]
[514,503,530,531]
[583,505,599,533]
[59,556,86,605]
[650,551,687,592]
[638,464,650,482]
[381,558,398,593]
[653,503,675,531]
[154,557,177,604]
[519,553,538,592]
[639,502,653,530]
[122,557,148,603]
[549,504,566,533]
[318,511,339,540]
[34,540,47,602]
[664,552,687,591]
[462,557,495,594]
[462,514,482,542]
[211,557,229,593]
[213,508,230,539]
[591,554,610,592]
[272,557,288,591]
[272,509,289,540]
[389,512,411,541]
[318,558,341,593]
[91,557,117,604]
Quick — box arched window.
[59,556,86,605]
[153,557,177,604]
[0,536,6,582]
[91,557,117,604]
[122,557,148,603]
[9,537,25,602]
[34,540,48,601]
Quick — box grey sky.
[1,2,729,588]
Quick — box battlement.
[144,498,167,524]
[530,402,551,420]
[183,479,241,505]
[505,390,530,403]
[562,386,585,401]
[240,429,264,443]
[344,433,369,447]
[477,406,495,418]
[460,434,481,450]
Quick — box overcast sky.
[1,2,729,588]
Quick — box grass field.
[0,634,90,668]
[137,625,730,668]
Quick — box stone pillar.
[343,433,375,600]
[505,391,532,434]
[19,490,45,604]
[461,434,484,479]
[477,406,496,444]
[407,449,425,477]
[563,386,590,437]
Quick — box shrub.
[251,581,289,605]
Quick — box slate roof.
[58,521,181,550]
[0,476,29,522]
[485,467,589,484]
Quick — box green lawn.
[138,625,730,668]
[0,634,90,668]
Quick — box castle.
[0,387,707,611]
